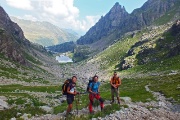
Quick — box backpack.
[86,78,94,92]
[62,79,72,95]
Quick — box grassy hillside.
[96,32,141,71]
[95,21,179,72]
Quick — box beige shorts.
[111,88,119,97]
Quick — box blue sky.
[0,0,147,35]
[74,0,148,18]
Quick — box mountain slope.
[93,20,180,74]
[0,7,31,65]
[11,17,79,46]
[77,0,180,48]
[0,5,61,88]
[0,6,53,66]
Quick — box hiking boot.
[101,107,104,112]
[69,112,73,115]
[65,112,73,117]
[89,110,95,114]
[110,100,114,104]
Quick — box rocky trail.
[27,85,180,120]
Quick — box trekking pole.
[76,93,79,115]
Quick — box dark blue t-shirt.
[89,82,100,93]
[67,82,76,97]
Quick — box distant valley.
[11,17,79,46]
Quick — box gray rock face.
[77,0,178,46]
[77,2,129,45]
[0,6,51,66]
[0,98,9,110]
[0,6,30,65]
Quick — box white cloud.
[85,16,100,30]
[5,0,101,35]
[6,0,33,10]
[41,0,79,17]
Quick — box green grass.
[100,79,155,103]
[0,107,46,120]
[53,94,89,114]
[149,74,180,103]
[23,52,42,65]
[0,53,7,59]
[7,97,26,105]
[121,55,180,75]
[0,93,31,97]
[0,66,20,74]
[0,84,61,93]
[119,74,180,104]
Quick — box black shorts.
[67,95,74,104]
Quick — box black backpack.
[86,78,95,92]
[62,79,72,95]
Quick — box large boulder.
[0,99,9,110]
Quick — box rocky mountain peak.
[108,2,128,18]
[110,2,126,13]
[77,2,129,45]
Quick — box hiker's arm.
[110,79,116,88]
[89,88,96,94]
[98,87,100,93]
[117,78,122,87]
[67,86,76,95]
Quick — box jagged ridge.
[77,0,179,46]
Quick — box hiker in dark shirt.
[66,76,78,116]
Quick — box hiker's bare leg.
[111,95,114,101]
[66,104,73,115]
[111,89,114,103]
[117,97,120,104]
